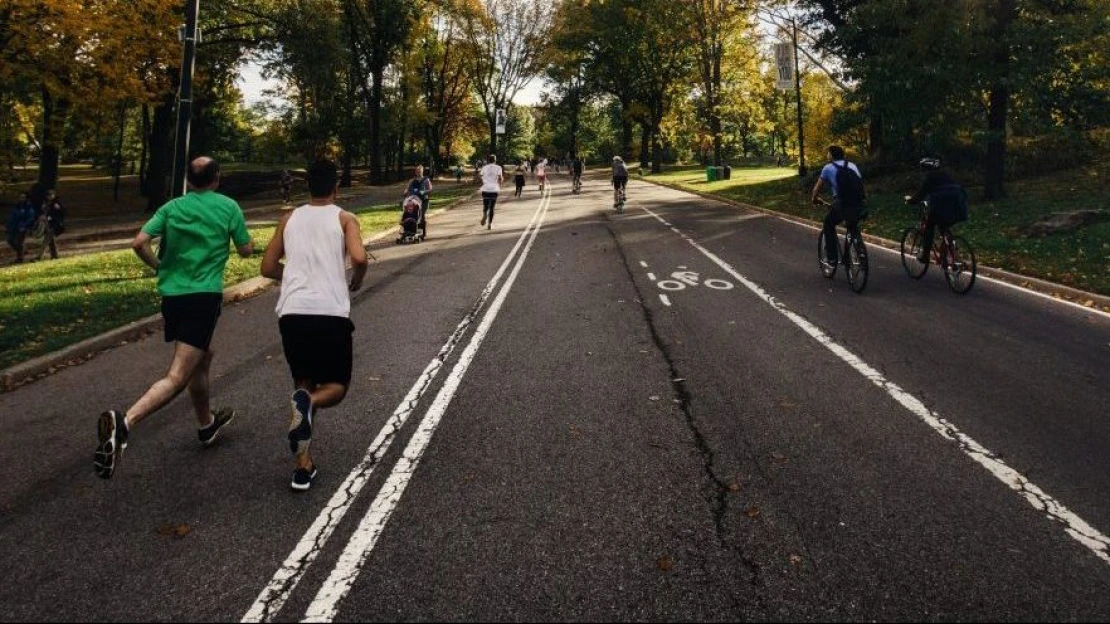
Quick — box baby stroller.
[396,193,425,244]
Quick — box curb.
[0,190,478,393]
[642,178,1110,313]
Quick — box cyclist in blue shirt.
[811,145,865,266]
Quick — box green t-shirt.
[141,190,251,296]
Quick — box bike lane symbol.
[643,263,734,305]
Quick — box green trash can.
[706,166,717,182]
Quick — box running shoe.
[198,408,235,446]
[480,215,486,226]
[288,389,313,456]
[93,410,129,479]
[291,464,318,491]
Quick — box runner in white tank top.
[261,160,369,491]
[275,204,350,318]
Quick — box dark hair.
[187,158,220,188]
[827,145,846,161]
[307,160,338,198]
[487,154,497,164]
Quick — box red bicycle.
[900,200,977,294]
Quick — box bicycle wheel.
[942,235,977,294]
[900,228,928,279]
[817,232,837,278]
[846,234,869,294]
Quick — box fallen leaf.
[673,378,686,382]
[157,523,192,538]
[649,395,661,401]
[728,482,741,493]
[771,452,790,463]
[789,554,803,566]
[745,506,762,518]
[657,555,674,571]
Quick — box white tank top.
[275,204,351,318]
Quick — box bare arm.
[810,178,825,205]
[236,240,254,258]
[260,212,291,281]
[131,231,159,272]
[342,212,369,291]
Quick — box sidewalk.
[0,178,443,263]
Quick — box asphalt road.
[2,173,1110,621]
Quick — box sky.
[236,60,547,109]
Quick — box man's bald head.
[186,156,220,190]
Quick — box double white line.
[243,190,553,623]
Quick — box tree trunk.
[370,68,384,185]
[38,87,70,191]
[710,41,722,167]
[139,104,150,191]
[113,103,127,201]
[984,0,1017,200]
[639,125,649,170]
[145,98,175,212]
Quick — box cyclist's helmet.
[919,157,941,170]
[613,156,623,163]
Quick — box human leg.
[126,342,209,429]
[920,218,938,263]
[822,209,842,264]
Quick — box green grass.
[0,187,473,370]
[646,163,1110,298]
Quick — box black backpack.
[833,162,865,213]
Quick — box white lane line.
[647,272,657,281]
[639,260,649,268]
[659,294,672,307]
[302,191,553,622]
[241,193,550,623]
[641,204,1110,567]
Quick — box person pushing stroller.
[398,165,432,243]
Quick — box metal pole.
[793,18,807,177]
[171,0,200,198]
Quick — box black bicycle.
[815,198,869,294]
[900,200,977,294]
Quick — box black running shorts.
[613,176,628,190]
[162,293,223,351]
[279,314,355,387]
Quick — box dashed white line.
[647,272,657,281]
[639,260,649,268]
[659,294,672,307]
[302,192,553,622]
[241,193,551,623]
[641,204,1110,568]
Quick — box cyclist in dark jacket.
[905,158,967,264]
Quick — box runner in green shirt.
[94,156,254,480]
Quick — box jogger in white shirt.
[479,154,503,229]
[261,159,369,491]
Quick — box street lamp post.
[171,0,200,198]
[792,18,806,177]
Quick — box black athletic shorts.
[279,314,355,387]
[613,176,628,190]
[162,293,223,351]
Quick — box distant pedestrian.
[36,189,65,261]
[5,192,36,263]
[406,164,433,239]
[479,154,503,229]
[513,162,526,197]
[281,169,294,204]
[535,158,548,192]
[93,156,254,480]
[261,159,368,491]
[455,165,463,183]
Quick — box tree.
[461,0,552,159]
